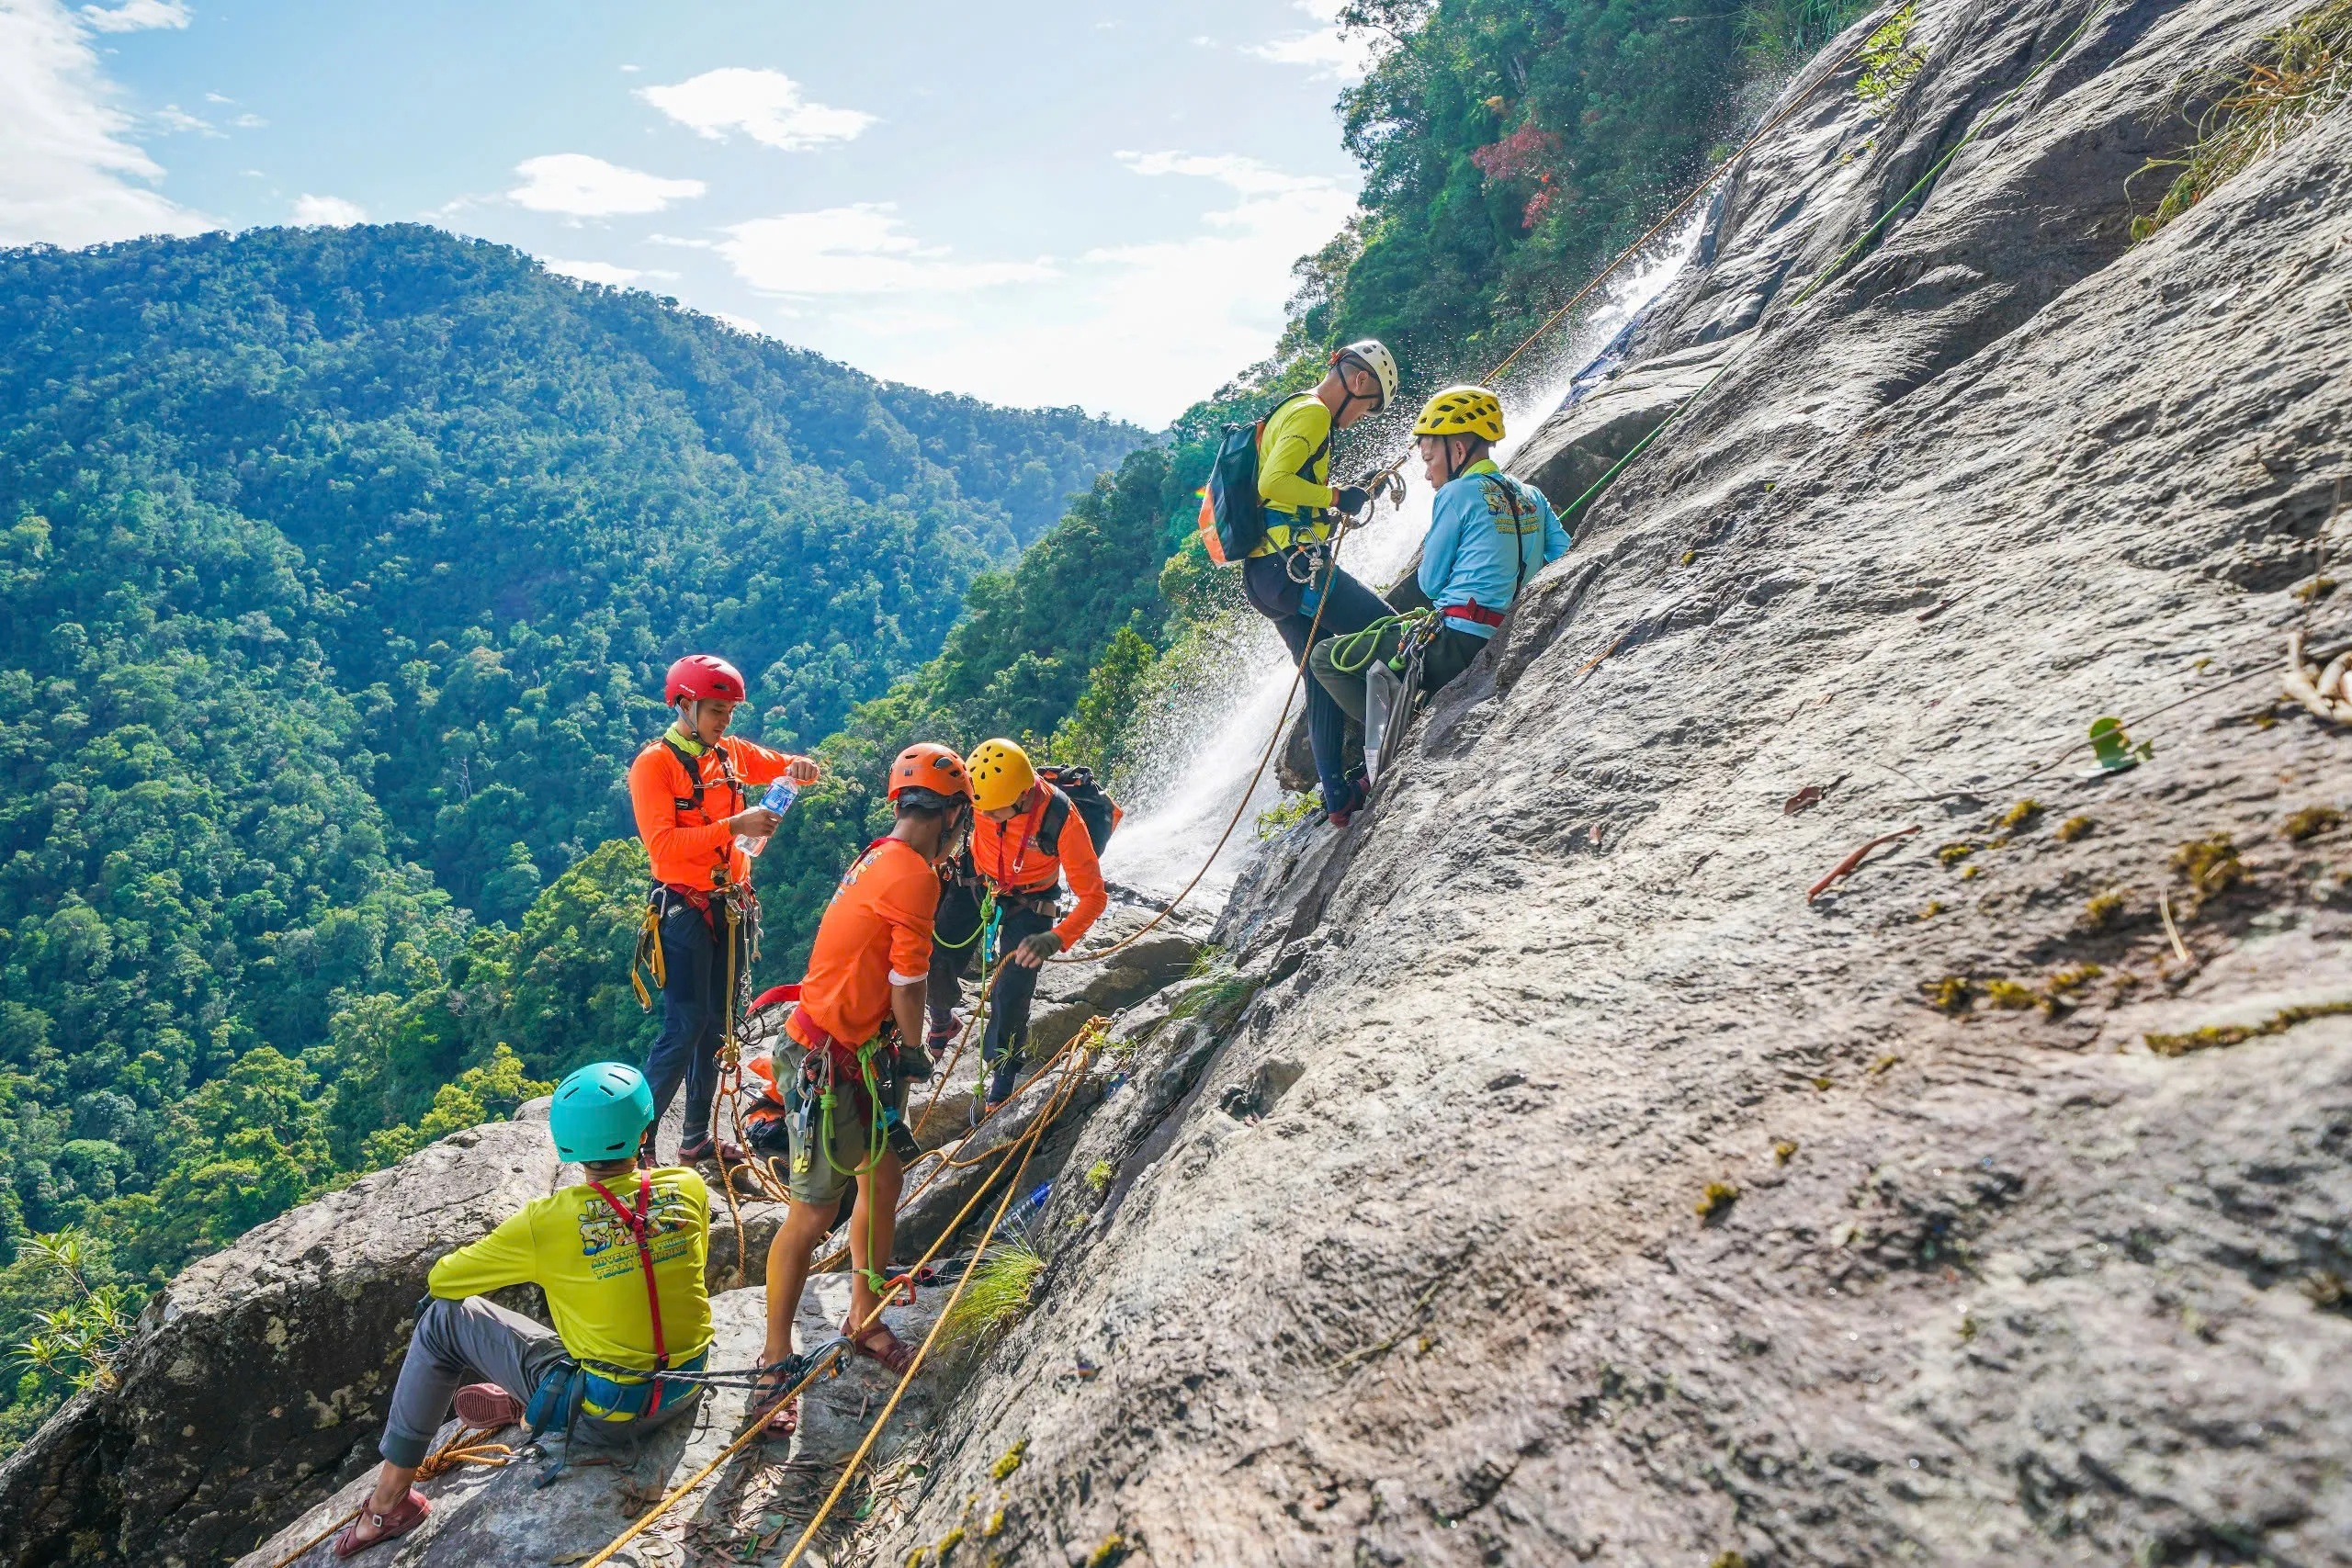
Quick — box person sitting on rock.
[1307,386,1568,782]
[962,738,1107,1113]
[334,1062,710,1558]
[628,653,821,1167]
[754,743,973,1432]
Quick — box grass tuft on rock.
[940,1244,1046,1359]
[2172,834,2245,899]
[2132,0,2352,240]
[1695,1181,1740,1222]
[2056,814,2095,841]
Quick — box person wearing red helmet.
[627,654,820,1166]
[751,743,970,1428]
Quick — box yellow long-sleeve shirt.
[1251,392,1336,557]
[427,1167,713,1376]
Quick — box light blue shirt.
[1417,460,1571,638]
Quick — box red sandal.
[844,1320,917,1375]
[333,1487,429,1558]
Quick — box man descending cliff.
[1308,386,1568,796]
[333,1063,709,1557]
[628,654,820,1165]
[962,738,1108,1112]
[1243,339,1405,824]
[752,743,973,1431]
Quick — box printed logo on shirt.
[1483,478,1540,538]
[577,1182,699,1279]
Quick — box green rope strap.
[932,888,994,952]
[1325,610,1432,677]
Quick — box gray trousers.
[382,1296,567,1466]
[379,1295,701,1467]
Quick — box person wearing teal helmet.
[333,1064,718,1557]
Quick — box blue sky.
[0,0,1373,423]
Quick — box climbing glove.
[1013,931,1063,968]
[1332,485,1373,518]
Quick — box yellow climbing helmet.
[967,737,1036,813]
[1413,385,1506,445]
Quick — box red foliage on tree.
[1469,121,1560,183]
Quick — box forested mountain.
[0,223,1136,1446]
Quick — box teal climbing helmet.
[548,1062,656,1164]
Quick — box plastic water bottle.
[735,778,799,858]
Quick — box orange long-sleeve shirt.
[628,728,813,889]
[968,784,1106,949]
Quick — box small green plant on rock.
[1084,1160,1114,1195]
[2056,815,2095,842]
[2172,834,2245,900]
[1923,976,1973,1013]
[1253,792,1318,840]
[1856,4,1927,112]
[1984,979,2039,1010]
[1937,841,1978,866]
[1996,798,2044,832]
[2144,998,2352,1056]
[2284,805,2344,841]
[990,1439,1028,1481]
[1695,1181,1740,1222]
[2082,889,2127,932]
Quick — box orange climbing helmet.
[887,742,972,803]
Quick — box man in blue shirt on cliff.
[1307,385,1569,763]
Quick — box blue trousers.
[639,894,744,1152]
[1243,552,1395,811]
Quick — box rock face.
[0,1122,559,1568]
[876,1,2352,1563]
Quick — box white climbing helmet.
[1332,339,1400,412]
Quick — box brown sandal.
[334,1487,429,1557]
[751,1367,800,1438]
[845,1321,917,1375]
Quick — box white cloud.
[152,102,214,135]
[291,192,366,224]
[79,0,188,32]
[0,0,209,246]
[795,151,1355,422]
[231,111,264,128]
[507,152,705,217]
[1244,0,1379,81]
[545,256,641,287]
[638,68,875,152]
[716,204,1055,296]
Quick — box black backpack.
[1194,392,1328,565]
[1036,764,1120,857]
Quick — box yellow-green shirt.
[1251,392,1336,557]
[427,1167,713,1374]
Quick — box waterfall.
[1105,213,1707,904]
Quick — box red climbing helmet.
[664,654,746,706]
